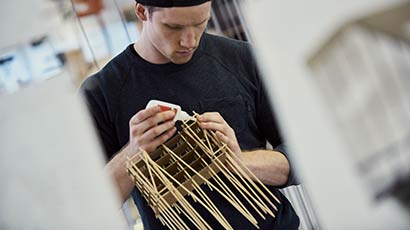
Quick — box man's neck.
[133,35,169,64]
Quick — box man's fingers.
[148,127,177,150]
[215,131,229,143]
[197,112,226,124]
[199,121,231,134]
[130,105,175,124]
[128,106,177,154]
[139,120,176,142]
[215,131,241,156]
[142,127,177,152]
[130,105,162,123]
[131,110,176,135]
[141,110,175,132]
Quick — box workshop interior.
[1,0,409,229]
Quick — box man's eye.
[195,21,208,28]
[167,25,182,30]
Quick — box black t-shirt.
[81,33,299,229]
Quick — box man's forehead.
[137,0,211,7]
[158,5,211,26]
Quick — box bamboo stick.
[146,159,204,229]
[203,145,273,216]
[180,122,274,223]
[181,128,262,220]
[195,125,281,208]
[174,203,201,230]
[191,179,233,230]
[144,151,212,230]
[226,154,279,210]
[129,152,190,230]
[127,119,281,230]
[223,160,274,217]
[208,161,268,220]
[162,144,259,227]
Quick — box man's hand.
[197,112,290,186]
[106,106,176,205]
[197,112,242,158]
[128,105,177,155]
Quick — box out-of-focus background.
[0,0,254,93]
[1,0,409,229]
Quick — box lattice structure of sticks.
[126,116,280,230]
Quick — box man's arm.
[240,150,290,186]
[197,112,290,187]
[105,144,136,204]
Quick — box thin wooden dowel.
[196,121,279,211]
[183,122,213,153]
[159,208,178,230]
[162,144,259,227]
[226,154,279,210]
[130,153,190,230]
[183,130,269,218]
[155,190,188,230]
[210,151,273,216]
[193,144,269,219]
[131,159,189,224]
[183,122,269,222]
[191,180,233,230]
[205,163,259,225]
[144,151,212,230]
[158,216,167,229]
[179,132,213,164]
[174,203,202,230]
[150,159,217,230]
[188,171,233,229]
[196,127,281,208]
[145,158,207,230]
[165,205,188,230]
[146,158,158,193]
[203,129,214,154]
[223,160,274,217]
[127,119,280,230]
[209,160,268,220]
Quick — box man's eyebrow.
[165,16,211,27]
[194,16,211,26]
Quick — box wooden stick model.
[126,115,280,229]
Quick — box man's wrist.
[236,151,245,162]
[122,143,143,163]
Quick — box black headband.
[136,0,211,7]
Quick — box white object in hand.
[145,99,196,121]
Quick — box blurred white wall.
[0,0,63,49]
[245,0,410,228]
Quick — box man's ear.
[135,3,148,21]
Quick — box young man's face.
[144,2,211,64]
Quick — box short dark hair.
[145,6,158,20]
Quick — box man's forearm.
[105,145,138,204]
[239,150,290,186]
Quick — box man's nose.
[180,28,196,49]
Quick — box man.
[81,0,300,229]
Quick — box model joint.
[127,116,280,230]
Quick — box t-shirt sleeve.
[80,76,120,161]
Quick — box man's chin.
[171,55,193,65]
